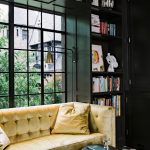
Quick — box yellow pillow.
[51,102,90,135]
[0,127,10,150]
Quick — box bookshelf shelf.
[91,32,122,41]
[91,5,122,16]
[92,91,122,97]
[92,71,123,76]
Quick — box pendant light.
[45,51,53,64]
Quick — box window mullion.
[9,1,14,108]
[27,1,29,106]
[41,4,44,105]
[54,6,56,103]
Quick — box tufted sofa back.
[0,104,59,144]
[89,104,116,147]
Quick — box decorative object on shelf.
[106,53,118,72]
[101,0,114,9]
[92,44,105,72]
[91,0,99,6]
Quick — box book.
[97,98,105,105]
[93,77,100,93]
[92,44,105,72]
[91,14,100,33]
[99,76,105,92]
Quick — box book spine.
[113,24,116,36]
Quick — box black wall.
[127,0,150,149]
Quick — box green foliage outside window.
[0,34,62,109]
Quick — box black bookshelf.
[90,0,126,148]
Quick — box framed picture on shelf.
[92,44,105,72]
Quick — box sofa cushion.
[52,102,90,134]
[5,133,103,150]
[0,127,10,150]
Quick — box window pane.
[55,33,65,51]
[14,7,27,25]
[44,52,54,72]
[15,73,27,95]
[28,29,41,50]
[29,51,41,72]
[44,73,54,93]
[29,73,41,94]
[29,9,41,28]
[14,27,27,49]
[0,49,8,72]
[29,95,41,106]
[0,25,9,48]
[43,32,54,50]
[42,12,53,30]
[14,50,27,72]
[55,73,65,92]
[15,96,28,107]
[0,97,9,109]
[55,53,65,72]
[55,93,64,103]
[55,15,64,31]
[44,94,54,105]
[0,4,8,23]
[0,73,9,96]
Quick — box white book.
[104,77,108,92]
[99,76,105,92]
[91,26,100,33]
[93,77,100,93]
[118,95,121,116]
[91,14,100,26]
[91,0,99,6]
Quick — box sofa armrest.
[89,104,116,147]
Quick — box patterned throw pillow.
[0,127,10,150]
[51,102,90,135]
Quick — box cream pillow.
[0,127,10,150]
[51,102,90,134]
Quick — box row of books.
[93,76,120,93]
[93,95,121,116]
[91,14,116,36]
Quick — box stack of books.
[91,14,116,36]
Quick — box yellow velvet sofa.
[0,102,115,150]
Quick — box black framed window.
[0,2,66,108]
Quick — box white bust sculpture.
[106,53,118,72]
